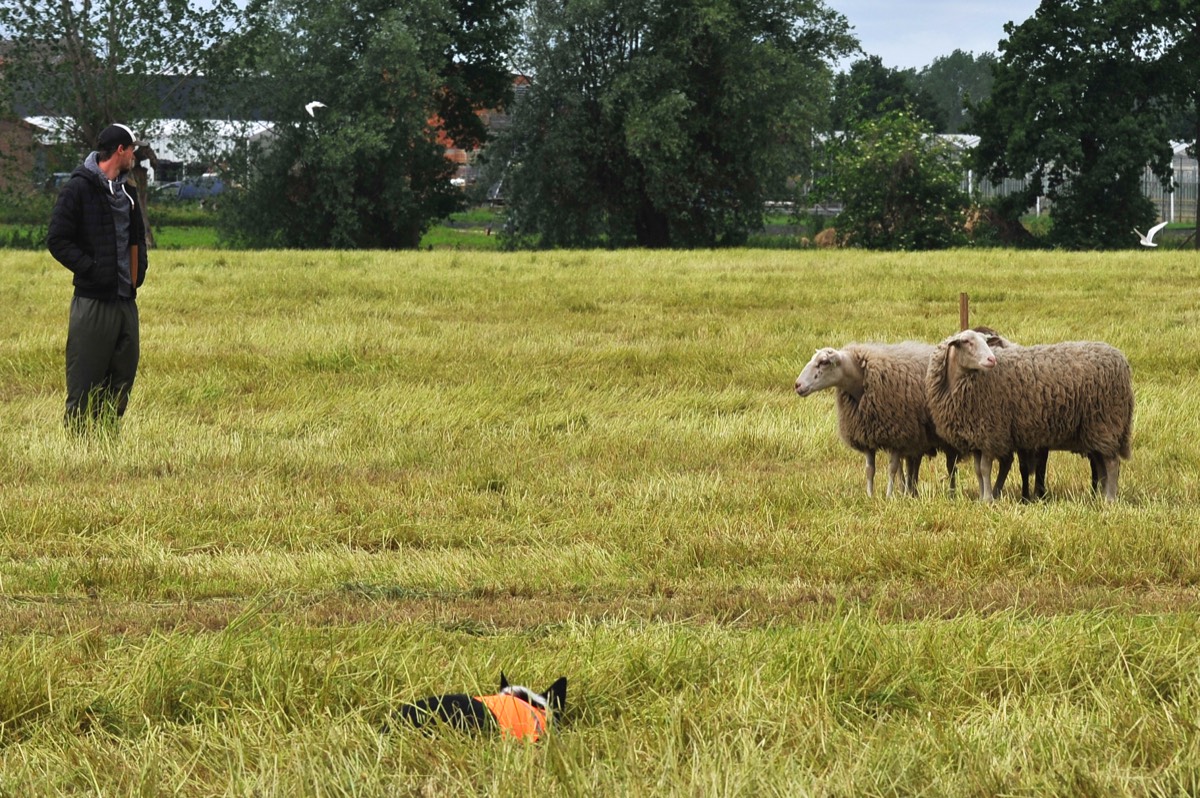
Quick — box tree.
[0,0,238,152]
[914,50,995,134]
[821,111,969,250]
[971,0,1194,249]
[213,0,520,249]
[830,56,945,132]
[490,0,856,249]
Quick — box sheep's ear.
[544,677,567,712]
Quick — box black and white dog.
[391,673,567,742]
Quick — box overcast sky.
[827,0,1043,71]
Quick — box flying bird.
[1134,220,1169,247]
[305,101,326,117]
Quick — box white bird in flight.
[1134,220,1168,247]
[305,101,326,117]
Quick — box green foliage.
[913,49,996,134]
[0,192,55,226]
[491,0,856,249]
[151,226,221,249]
[971,0,1198,249]
[821,111,969,249]
[831,56,946,132]
[146,204,215,228]
[212,0,520,249]
[0,225,46,249]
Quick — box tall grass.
[2,247,1200,794]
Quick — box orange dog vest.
[475,693,548,741]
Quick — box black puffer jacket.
[47,163,148,300]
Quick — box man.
[47,123,150,433]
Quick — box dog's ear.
[499,672,510,692]
[544,677,567,712]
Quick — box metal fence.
[963,144,1199,224]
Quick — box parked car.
[178,174,225,200]
[153,174,225,200]
[151,181,183,198]
[44,172,73,192]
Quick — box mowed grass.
[2,247,1200,795]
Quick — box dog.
[391,673,567,742]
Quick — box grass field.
[3,212,494,252]
[2,247,1200,795]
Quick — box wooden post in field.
[959,292,969,331]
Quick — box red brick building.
[0,115,48,194]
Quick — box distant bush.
[0,225,46,249]
[1023,214,1052,240]
[819,111,969,250]
[147,204,216,227]
[2,188,215,229]
[0,193,55,225]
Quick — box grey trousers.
[65,296,140,428]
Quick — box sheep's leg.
[1088,453,1105,495]
[905,454,922,496]
[994,453,1014,499]
[886,451,903,498]
[1018,450,1033,501]
[1101,455,1119,501]
[945,450,959,498]
[865,450,876,498]
[1031,448,1049,500]
[974,452,995,502]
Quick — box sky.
[827,0,1043,71]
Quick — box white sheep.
[973,326,1044,501]
[926,329,1133,502]
[795,342,961,497]
[975,327,1107,502]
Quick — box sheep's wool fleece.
[835,343,941,457]
[926,340,1133,459]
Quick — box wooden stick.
[959,292,969,331]
[130,244,139,289]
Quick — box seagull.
[1134,220,1169,247]
[305,101,326,117]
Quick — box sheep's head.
[971,325,1016,349]
[795,347,845,396]
[944,329,996,372]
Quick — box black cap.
[97,123,146,150]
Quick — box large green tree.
[0,0,237,151]
[491,0,856,249]
[914,50,995,134]
[214,0,520,249]
[831,56,945,132]
[972,0,1197,249]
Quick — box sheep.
[974,326,1107,502]
[925,329,1133,502]
[972,326,1045,501]
[795,342,962,498]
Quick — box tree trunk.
[131,145,158,249]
